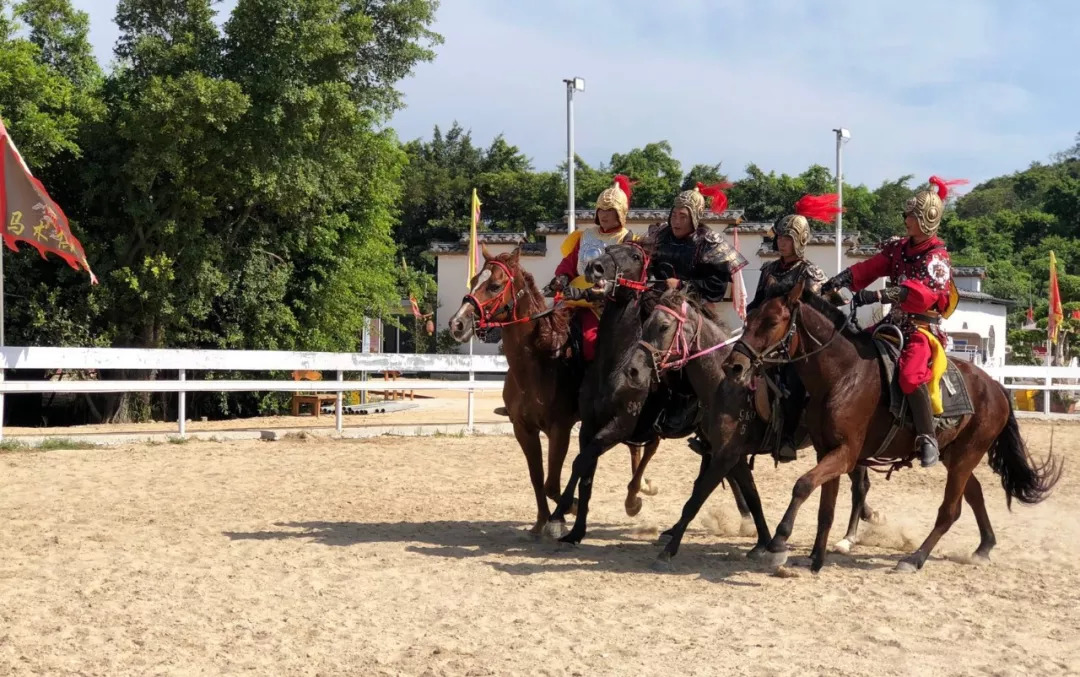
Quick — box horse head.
[633,289,701,383]
[725,278,805,385]
[449,247,523,342]
[583,240,652,294]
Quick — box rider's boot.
[494,406,509,417]
[908,383,940,468]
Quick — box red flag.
[1,118,96,283]
[1071,310,1080,321]
[409,296,421,318]
[1049,251,1063,343]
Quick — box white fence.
[0,346,1077,440]
[0,346,509,440]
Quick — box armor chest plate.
[653,233,697,278]
[577,227,628,275]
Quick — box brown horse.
[724,278,1062,573]
[631,290,882,570]
[448,248,659,537]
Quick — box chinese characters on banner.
[1,118,97,283]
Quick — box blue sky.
[75,0,1080,188]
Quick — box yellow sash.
[917,327,947,415]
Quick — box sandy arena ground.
[1,423,1078,676]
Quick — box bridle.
[607,241,652,295]
[731,299,847,374]
[461,260,532,340]
[638,300,742,380]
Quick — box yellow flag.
[467,188,482,288]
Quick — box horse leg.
[727,474,757,537]
[963,474,997,565]
[727,457,772,559]
[834,467,872,554]
[809,477,841,573]
[654,452,734,570]
[896,460,974,573]
[512,422,549,538]
[544,424,576,516]
[766,448,854,567]
[625,439,659,517]
[658,452,710,546]
[560,443,601,545]
[545,425,592,540]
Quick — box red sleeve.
[554,243,579,278]
[848,251,891,292]
[898,280,941,313]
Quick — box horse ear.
[787,278,806,304]
[508,248,520,265]
[481,245,492,261]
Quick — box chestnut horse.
[631,290,881,570]
[448,248,659,537]
[725,279,1062,573]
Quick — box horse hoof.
[747,545,769,561]
[557,540,580,551]
[970,553,992,567]
[739,517,757,538]
[543,521,568,540]
[832,538,854,554]
[624,496,643,517]
[651,555,674,573]
[767,550,788,567]
[892,560,919,574]
[640,479,659,497]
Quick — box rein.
[639,301,742,377]
[732,300,847,373]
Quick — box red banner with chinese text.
[1,118,96,283]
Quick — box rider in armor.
[747,194,840,462]
[649,183,747,319]
[823,176,964,468]
[546,174,635,362]
[648,183,748,441]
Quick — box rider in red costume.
[823,176,965,468]
[546,175,635,361]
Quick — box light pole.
[564,77,585,233]
[832,127,850,274]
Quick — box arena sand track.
[0,423,1077,676]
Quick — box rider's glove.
[822,269,853,294]
[543,274,571,297]
[853,289,881,306]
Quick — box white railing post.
[1045,369,1052,415]
[0,367,5,442]
[178,369,186,437]
[335,370,344,434]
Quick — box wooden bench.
[290,370,338,417]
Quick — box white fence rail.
[0,346,509,440]
[0,347,1077,440]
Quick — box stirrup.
[775,440,798,464]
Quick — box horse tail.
[987,383,1063,511]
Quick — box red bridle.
[462,260,532,332]
[613,241,651,293]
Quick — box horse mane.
[761,277,855,335]
[491,251,570,354]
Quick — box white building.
[942,266,1012,367]
[430,210,1012,364]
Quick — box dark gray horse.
[630,289,883,570]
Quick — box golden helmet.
[671,182,730,228]
[904,176,968,236]
[594,174,632,228]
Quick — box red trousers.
[576,308,599,362]
[898,330,932,395]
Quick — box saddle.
[872,333,974,429]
